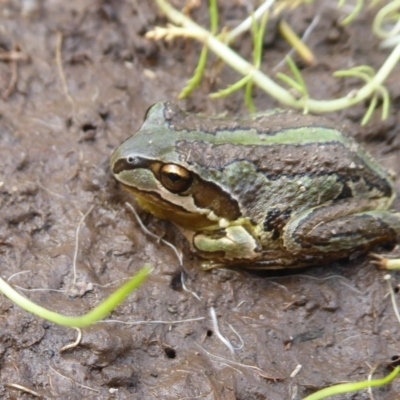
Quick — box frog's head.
[110,102,241,230]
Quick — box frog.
[111,101,400,269]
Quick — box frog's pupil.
[167,173,182,182]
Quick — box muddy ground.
[0,1,400,399]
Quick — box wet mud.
[0,1,400,399]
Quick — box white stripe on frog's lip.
[116,168,222,220]
[113,152,243,222]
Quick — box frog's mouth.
[121,184,221,231]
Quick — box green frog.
[111,102,400,269]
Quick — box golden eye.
[160,164,193,193]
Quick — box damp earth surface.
[1,1,400,399]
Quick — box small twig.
[72,205,95,284]
[91,278,128,288]
[6,383,42,398]
[366,363,379,400]
[290,364,302,378]
[196,342,284,381]
[3,58,18,99]
[49,366,100,393]
[225,0,276,42]
[28,180,65,199]
[228,323,244,350]
[209,307,235,354]
[384,274,400,325]
[0,50,29,61]
[7,270,31,282]
[181,271,201,301]
[8,270,67,293]
[274,14,320,72]
[233,300,247,311]
[338,334,361,345]
[177,394,212,400]
[279,19,316,65]
[0,46,29,99]
[55,31,75,107]
[13,286,66,293]
[59,328,82,353]
[125,202,183,266]
[281,273,365,295]
[102,316,205,325]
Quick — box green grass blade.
[245,79,255,113]
[303,367,400,400]
[285,55,307,92]
[276,72,305,95]
[0,266,151,328]
[209,0,218,34]
[210,75,251,98]
[179,46,209,99]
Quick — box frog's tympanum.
[111,102,400,269]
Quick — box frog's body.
[111,102,400,269]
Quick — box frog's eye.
[160,164,193,193]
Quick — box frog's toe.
[370,252,400,270]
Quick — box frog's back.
[132,102,396,219]
[166,106,395,208]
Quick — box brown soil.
[1,1,400,399]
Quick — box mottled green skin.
[111,102,400,269]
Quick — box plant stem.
[303,367,400,400]
[153,0,400,114]
[0,266,151,327]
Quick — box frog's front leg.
[193,225,262,263]
[282,199,400,258]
